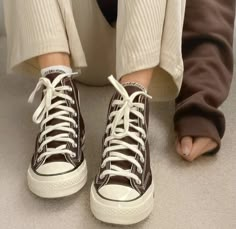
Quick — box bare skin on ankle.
[120,68,154,90]
[176,136,218,162]
[38,52,71,68]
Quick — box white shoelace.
[28,73,78,163]
[100,76,152,185]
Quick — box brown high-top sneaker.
[27,72,87,198]
[90,76,154,225]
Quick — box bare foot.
[175,136,218,162]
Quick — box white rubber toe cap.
[98,184,140,201]
[36,162,74,175]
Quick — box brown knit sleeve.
[174,0,235,153]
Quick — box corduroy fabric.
[3,0,186,102]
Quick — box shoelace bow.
[28,72,78,163]
[100,76,152,184]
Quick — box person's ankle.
[38,53,71,68]
[41,65,72,78]
[119,68,154,90]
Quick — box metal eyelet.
[71,153,76,158]
[38,147,42,153]
[136,179,141,185]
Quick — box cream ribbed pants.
[3,0,186,101]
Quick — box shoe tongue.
[123,82,146,96]
[44,70,67,82]
[107,83,146,186]
[42,72,72,163]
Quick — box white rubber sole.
[27,160,87,198]
[90,182,154,225]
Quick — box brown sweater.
[175,0,235,153]
[97,0,236,153]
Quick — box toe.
[180,136,193,157]
[185,137,218,162]
[98,184,140,201]
[36,162,74,175]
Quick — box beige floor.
[0,36,236,229]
